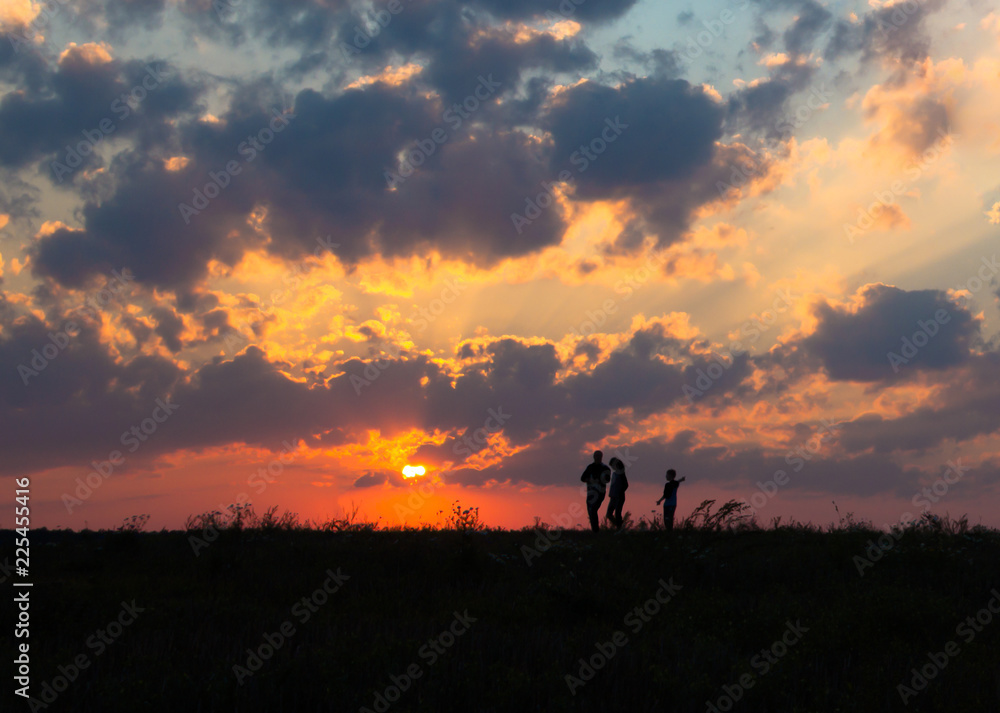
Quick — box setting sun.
[401,465,426,479]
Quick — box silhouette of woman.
[605,457,628,530]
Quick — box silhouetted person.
[656,468,686,532]
[605,456,628,530]
[581,450,611,533]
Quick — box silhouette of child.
[605,457,628,530]
[656,469,686,532]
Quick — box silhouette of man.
[605,456,628,530]
[581,450,611,533]
[656,468,686,532]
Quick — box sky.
[1,0,999,532]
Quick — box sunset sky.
[1,0,999,532]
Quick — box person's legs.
[664,504,676,532]
[587,488,604,532]
[609,495,624,528]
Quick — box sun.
[402,464,426,479]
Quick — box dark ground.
[5,517,1000,713]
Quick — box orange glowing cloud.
[0,0,40,27]
[58,42,114,66]
[164,156,190,172]
[346,63,423,90]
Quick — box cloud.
[0,49,201,176]
[824,0,948,65]
[800,284,978,383]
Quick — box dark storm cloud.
[824,0,947,64]
[801,285,978,383]
[31,149,259,289]
[234,81,565,264]
[151,306,185,353]
[748,0,833,52]
[781,0,832,55]
[0,306,757,478]
[471,0,639,23]
[4,294,999,503]
[0,297,185,474]
[78,0,634,78]
[726,58,817,138]
[612,39,683,79]
[330,0,601,108]
[10,0,786,289]
[0,30,51,94]
[420,31,598,106]
[544,77,723,193]
[538,75,773,249]
[0,49,201,179]
[353,471,392,487]
[25,67,585,293]
[378,129,569,260]
[77,0,167,35]
[0,174,41,222]
[834,353,1000,455]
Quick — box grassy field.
[6,504,1000,712]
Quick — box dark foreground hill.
[6,516,1000,712]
